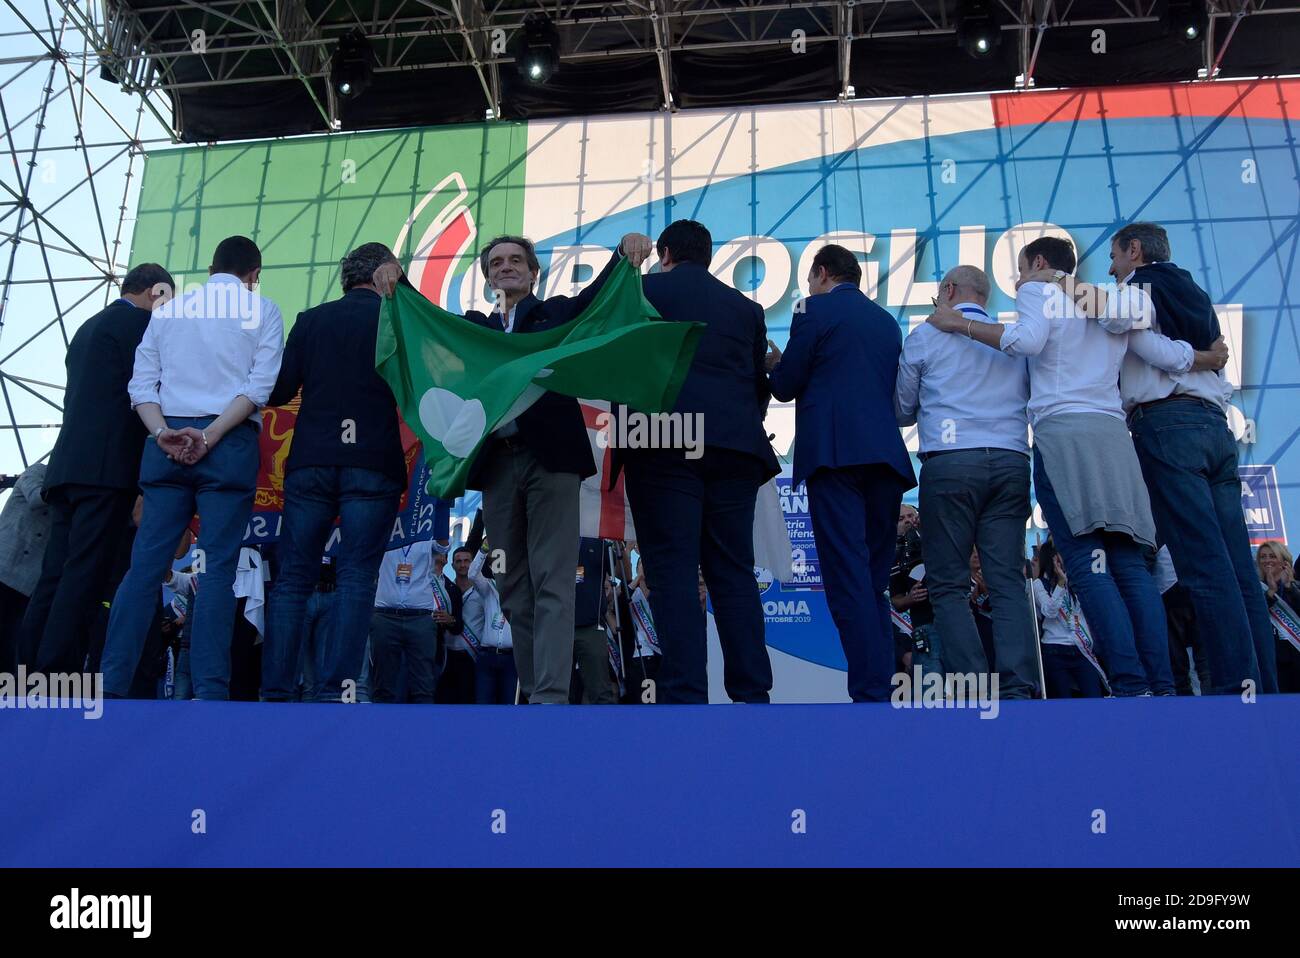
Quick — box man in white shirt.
[102,236,284,700]
[895,265,1039,698]
[1111,221,1278,694]
[370,539,460,703]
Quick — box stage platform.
[3,696,1297,867]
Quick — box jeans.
[102,416,259,700]
[262,466,401,702]
[1033,447,1173,696]
[1041,643,1106,698]
[917,449,1038,699]
[370,609,439,703]
[474,647,519,704]
[1128,397,1277,693]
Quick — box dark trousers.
[917,449,1038,699]
[572,624,617,704]
[370,609,438,703]
[623,447,772,704]
[1041,643,1106,698]
[1165,585,1211,695]
[262,465,401,702]
[474,647,518,704]
[806,463,905,702]
[436,648,477,704]
[1129,398,1277,693]
[620,653,662,704]
[0,581,29,675]
[18,483,136,673]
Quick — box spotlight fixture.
[514,13,560,84]
[1168,0,1209,42]
[957,1,1001,59]
[330,30,374,100]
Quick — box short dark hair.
[656,220,712,266]
[811,244,862,286]
[121,263,174,296]
[479,235,541,279]
[1112,221,1171,264]
[340,242,396,292]
[452,546,474,560]
[211,235,262,277]
[1022,236,1076,274]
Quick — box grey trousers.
[917,448,1039,699]
[479,442,580,704]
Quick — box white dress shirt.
[1112,269,1232,413]
[129,273,283,422]
[895,302,1031,455]
[374,539,442,610]
[447,576,484,653]
[999,282,1184,428]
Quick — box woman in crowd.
[1256,541,1300,693]
[1033,539,1108,698]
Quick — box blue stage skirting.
[2,695,1297,867]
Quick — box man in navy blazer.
[617,219,780,704]
[767,244,917,702]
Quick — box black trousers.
[623,447,771,704]
[436,648,477,704]
[0,581,30,674]
[18,484,136,673]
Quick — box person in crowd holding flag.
[617,220,780,704]
[370,539,460,703]
[1256,541,1300,693]
[925,236,1177,696]
[618,559,663,703]
[1110,222,1278,695]
[1033,539,1107,698]
[102,236,283,700]
[373,230,654,705]
[260,242,410,703]
[767,244,914,703]
[19,263,173,676]
[895,264,1039,699]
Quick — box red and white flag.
[579,400,636,540]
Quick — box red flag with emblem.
[579,399,635,541]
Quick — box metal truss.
[83,0,1299,123]
[0,0,175,484]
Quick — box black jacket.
[1131,261,1220,351]
[45,298,153,493]
[612,262,779,481]
[268,288,407,487]
[461,251,625,490]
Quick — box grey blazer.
[0,463,51,596]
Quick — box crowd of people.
[0,217,1297,703]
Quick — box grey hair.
[942,265,991,304]
[340,242,397,291]
[1113,222,1171,264]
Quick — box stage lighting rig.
[330,30,374,100]
[1168,0,1210,42]
[958,2,1001,59]
[515,14,560,83]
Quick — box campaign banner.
[133,78,1300,699]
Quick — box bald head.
[940,265,991,307]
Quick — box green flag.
[376,258,704,498]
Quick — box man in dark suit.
[767,244,917,702]
[373,230,652,703]
[261,242,411,702]
[18,263,174,674]
[616,219,780,704]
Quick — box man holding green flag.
[373,232,698,705]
